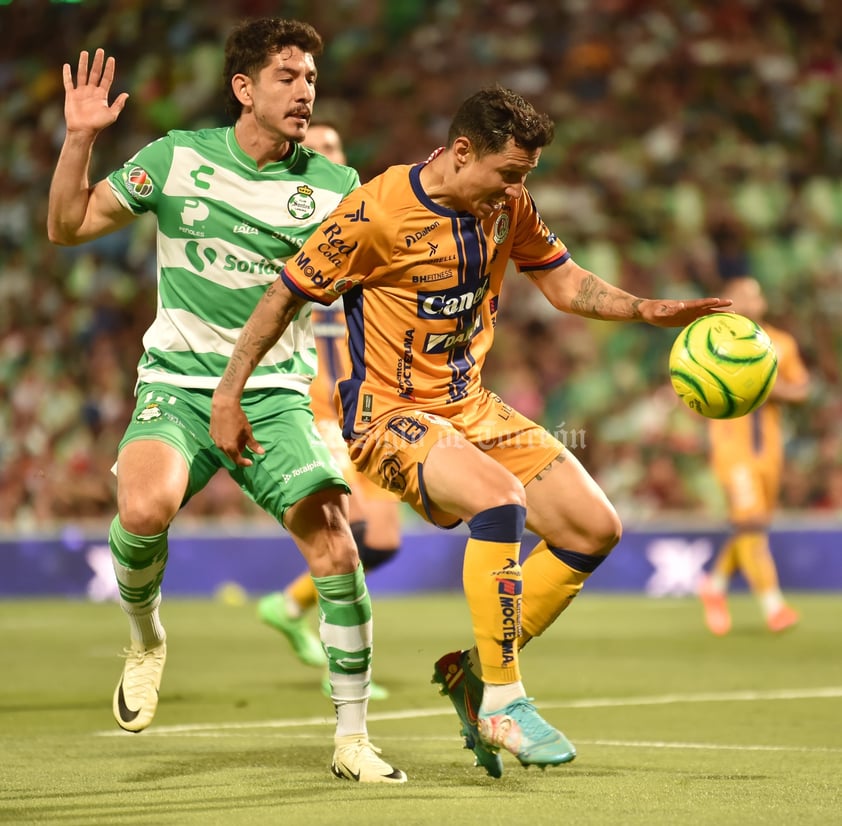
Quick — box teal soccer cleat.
[479,697,576,768]
[432,650,504,778]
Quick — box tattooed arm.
[210,277,307,467]
[526,258,730,327]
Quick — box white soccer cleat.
[331,734,407,784]
[112,641,167,732]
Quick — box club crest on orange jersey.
[492,211,510,243]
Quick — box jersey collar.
[225,126,301,175]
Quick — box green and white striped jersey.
[107,127,359,393]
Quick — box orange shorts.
[314,416,398,503]
[714,458,780,524]
[347,388,566,527]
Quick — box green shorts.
[120,382,349,523]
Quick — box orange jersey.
[282,160,569,438]
[309,305,349,422]
[709,323,808,471]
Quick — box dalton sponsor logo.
[423,315,483,354]
[405,221,440,247]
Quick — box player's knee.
[549,502,622,557]
[486,478,527,511]
[586,505,622,555]
[593,508,623,555]
[118,498,176,536]
[302,529,360,577]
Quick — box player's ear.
[232,73,252,107]
[452,136,473,166]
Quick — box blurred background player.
[257,123,402,700]
[699,277,810,635]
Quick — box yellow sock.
[462,537,523,685]
[287,571,318,613]
[734,531,779,594]
[520,540,605,646]
[712,536,740,581]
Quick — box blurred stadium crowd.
[1,0,841,531]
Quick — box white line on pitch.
[94,685,842,737]
[577,739,842,753]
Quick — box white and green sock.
[108,515,168,648]
[314,564,372,738]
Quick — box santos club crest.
[288,185,316,219]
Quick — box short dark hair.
[447,85,555,155]
[223,18,323,120]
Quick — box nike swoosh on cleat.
[332,762,361,781]
[116,681,141,723]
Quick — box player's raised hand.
[638,297,732,328]
[62,49,129,136]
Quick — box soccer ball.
[669,312,778,419]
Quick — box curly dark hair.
[447,85,555,155]
[223,18,323,120]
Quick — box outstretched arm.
[529,258,731,327]
[47,49,133,245]
[769,374,810,405]
[211,278,308,467]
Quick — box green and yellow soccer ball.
[669,313,778,419]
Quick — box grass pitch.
[2,592,841,825]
